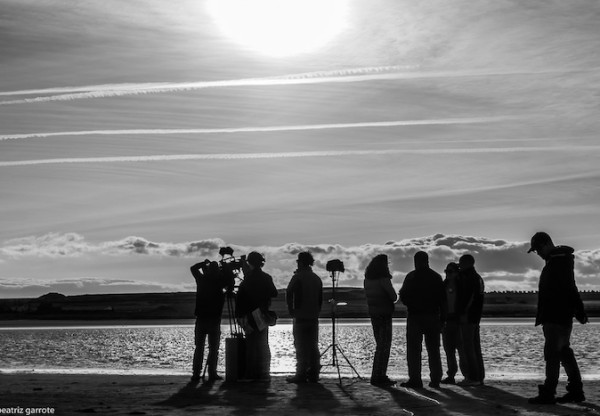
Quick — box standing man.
[399,251,446,388]
[441,262,467,385]
[527,232,588,404]
[286,251,323,383]
[190,260,234,382]
[235,251,278,381]
[456,254,485,386]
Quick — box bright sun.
[206,0,348,57]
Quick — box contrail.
[0,116,515,141]
[1,66,593,106]
[2,146,600,168]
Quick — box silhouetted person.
[399,251,446,388]
[527,232,588,404]
[190,260,234,381]
[364,254,398,386]
[286,251,323,383]
[456,254,485,386]
[235,251,278,380]
[441,262,467,384]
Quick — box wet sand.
[1,374,598,416]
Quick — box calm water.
[1,319,598,380]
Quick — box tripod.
[319,269,362,385]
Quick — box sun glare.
[206,0,348,57]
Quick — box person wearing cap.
[364,254,398,387]
[235,251,278,380]
[441,262,467,385]
[285,251,323,383]
[399,251,446,388]
[527,232,588,404]
[456,254,485,387]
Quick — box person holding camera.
[190,260,234,381]
[399,251,446,388]
[364,254,398,387]
[235,251,278,380]
[286,251,323,383]
[527,232,588,404]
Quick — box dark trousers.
[193,316,221,377]
[542,323,583,394]
[460,322,485,382]
[370,314,393,380]
[406,313,443,384]
[442,319,467,378]
[293,318,320,380]
[245,327,271,379]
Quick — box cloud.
[3,145,600,168]
[0,66,579,106]
[2,233,599,294]
[0,116,512,141]
[0,277,193,298]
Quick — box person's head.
[365,254,392,280]
[413,251,429,270]
[527,231,555,260]
[458,254,475,270]
[247,251,265,270]
[444,262,459,277]
[296,251,314,268]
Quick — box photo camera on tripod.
[326,259,345,273]
[218,246,246,274]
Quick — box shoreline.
[1,373,598,416]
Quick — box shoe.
[556,391,585,403]
[371,377,396,387]
[428,381,441,388]
[440,377,456,385]
[190,375,201,382]
[457,379,480,387]
[286,375,307,384]
[400,380,423,389]
[207,373,223,382]
[528,385,556,405]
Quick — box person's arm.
[286,276,297,316]
[190,263,204,281]
[382,278,398,303]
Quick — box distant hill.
[0,289,599,321]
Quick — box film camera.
[326,259,345,273]
[218,246,246,273]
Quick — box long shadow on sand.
[290,382,341,412]
[156,379,221,408]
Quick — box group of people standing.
[364,251,484,389]
[190,231,589,406]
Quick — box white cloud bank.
[1,233,599,297]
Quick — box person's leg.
[370,315,384,381]
[307,319,321,381]
[380,315,393,378]
[459,323,477,381]
[405,316,423,385]
[206,317,222,379]
[423,315,443,386]
[542,324,561,395]
[256,327,271,379]
[442,321,458,379]
[556,324,585,402]
[474,324,485,383]
[192,319,207,379]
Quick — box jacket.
[399,267,446,318]
[364,277,397,316]
[456,267,485,324]
[235,268,278,318]
[286,267,323,319]
[536,245,585,326]
[191,262,233,318]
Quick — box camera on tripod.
[326,259,345,273]
[218,246,246,275]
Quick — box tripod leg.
[335,344,363,379]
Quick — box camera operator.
[190,259,234,382]
[286,251,323,383]
[235,251,278,381]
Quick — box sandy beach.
[1,373,598,416]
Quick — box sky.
[1,0,600,297]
